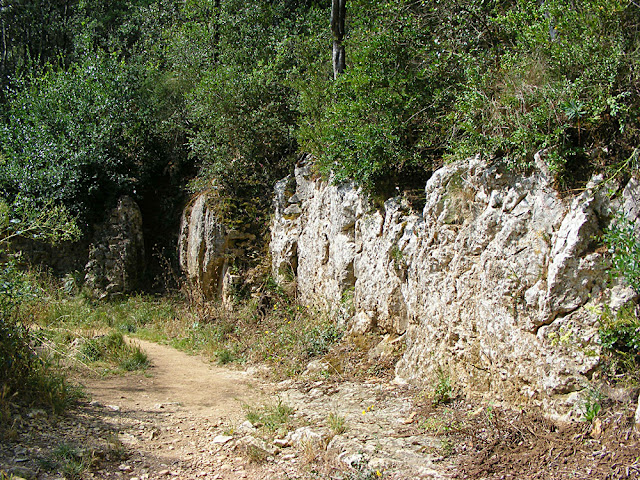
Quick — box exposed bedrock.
[270,155,639,416]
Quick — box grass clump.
[23,269,344,381]
[79,332,149,372]
[244,399,295,438]
[41,443,93,480]
[328,412,347,435]
[131,278,344,379]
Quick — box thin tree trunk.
[1,0,7,80]
[213,0,221,65]
[331,0,346,79]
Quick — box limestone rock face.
[270,156,638,415]
[178,194,230,300]
[84,196,145,298]
[271,159,365,323]
[178,193,256,301]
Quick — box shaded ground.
[1,339,639,480]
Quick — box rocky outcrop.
[179,194,229,300]
[178,193,254,301]
[85,196,145,298]
[270,155,639,416]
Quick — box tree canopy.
[0,0,638,229]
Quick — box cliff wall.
[270,155,639,416]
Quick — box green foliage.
[604,213,640,292]
[432,368,453,405]
[46,443,91,480]
[597,303,640,380]
[244,399,294,434]
[79,332,149,371]
[299,0,639,191]
[580,388,603,423]
[0,201,81,419]
[452,0,638,177]
[2,0,639,233]
[305,321,343,358]
[0,54,151,221]
[176,0,325,234]
[0,197,79,247]
[299,0,441,193]
[328,411,347,434]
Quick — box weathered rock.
[288,426,327,449]
[239,435,278,457]
[178,194,230,300]
[84,196,145,298]
[178,193,256,301]
[270,156,639,415]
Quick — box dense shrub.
[0,54,151,223]
[299,0,639,192]
[0,200,80,418]
[452,0,639,179]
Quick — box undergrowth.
[26,273,345,381]
[0,265,81,424]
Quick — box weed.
[119,346,149,371]
[420,415,459,435]
[604,213,640,293]
[77,332,149,372]
[105,433,127,461]
[244,399,295,436]
[580,388,603,423]
[305,322,343,358]
[597,302,640,382]
[547,324,575,347]
[432,369,452,405]
[439,438,455,458]
[328,412,347,435]
[341,456,385,479]
[485,404,494,423]
[390,245,406,270]
[50,443,91,480]
[215,348,237,365]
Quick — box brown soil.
[415,399,640,480]
[1,339,639,480]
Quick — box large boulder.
[178,194,230,300]
[178,193,255,301]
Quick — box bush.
[604,212,640,292]
[299,0,639,191]
[597,303,640,382]
[0,264,78,416]
[451,0,638,179]
[298,0,446,194]
[0,53,151,222]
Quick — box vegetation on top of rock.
[1,0,638,229]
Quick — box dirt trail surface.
[4,339,638,480]
[0,339,452,480]
[82,339,259,421]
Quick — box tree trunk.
[331,0,346,79]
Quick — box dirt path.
[80,339,285,480]
[83,339,261,421]
[0,338,452,479]
[4,339,635,480]
[78,340,449,479]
